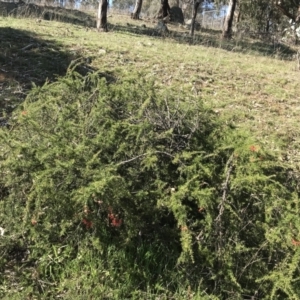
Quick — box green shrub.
[0,67,299,299]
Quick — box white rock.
[0,227,4,236]
[98,49,106,55]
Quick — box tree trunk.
[222,0,237,38]
[97,0,108,32]
[233,0,241,33]
[131,0,143,20]
[190,0,201,37]
[157,0,171,19]
[265,4,272,33]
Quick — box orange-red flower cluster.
[82,218,93,229]
[292,239,300,246]
[249,145,258,152]
[180,226,188,232]
[108,207,122,227]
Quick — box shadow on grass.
[0,26,76,117]
[0,3,96,27]
[109,21,296,60]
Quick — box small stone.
[98,49,106,55]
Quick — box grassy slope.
[1,13,300,161]
[1,12,300,299]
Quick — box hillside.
[1,13,299,157]
[1,11,300,299]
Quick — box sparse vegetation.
[1,8,300,299]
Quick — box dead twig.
[216,154,234,223]
[214,154,234,285]
[296,50,300,70]
[21,43,38,51]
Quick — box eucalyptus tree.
[157,0,171,18]
[222,0,237,38]
[203,0,237,38]
[275,0,300,23]
[190,0,203,36]
[131,0,143,19]
[217,0,279,37]
[233,0,300,34]
[236,0,282,33]
[274,1,300,43]
[97,0,108,31]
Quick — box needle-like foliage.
[0,68,300,299]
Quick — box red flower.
[111,217,122,227]
[249,145,258,152]
[108,206,122,227]
[108,213,115,221]
[292,239,300,246]
[82,218,93,229]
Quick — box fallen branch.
[21,43,38,51]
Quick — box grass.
[1,10,300,298]
[1,12,299,161]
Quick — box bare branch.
[116,150,180,166]
[216,154,234,223]
[275,2,296,22]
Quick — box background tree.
[157,0,171,19]
[237,0,282,33]
[112,0,135,10]
[222,0,237,38]
[111,0,195,19]
[131,0,143,19]
[274,0,300,43]
[97,0,108,32]
[190,0,202,36]
[275,0,300,23]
